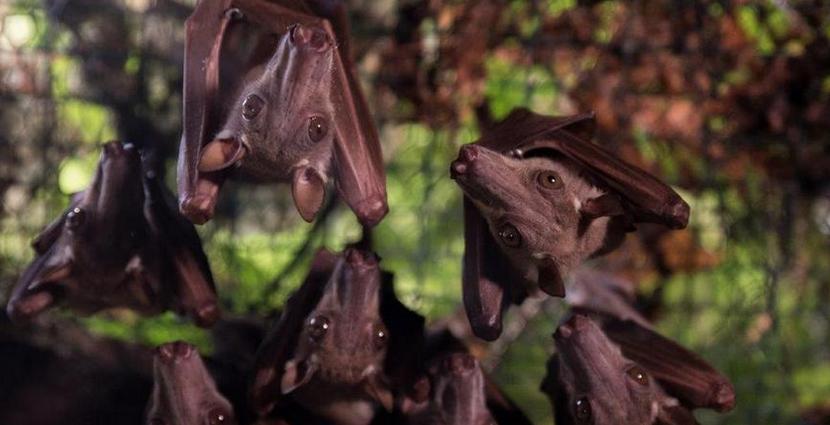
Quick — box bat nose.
[443,353,477,376]
[554,314,591,340]
[344,248,378,267]
[156,341,194,363]
[102,141,125,156]
[450,145,479,178]
[289,24,330,51]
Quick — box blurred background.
[1,0,829,423]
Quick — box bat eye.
[496,223,522,248]
[308,116,328,142]
[66,207,85,230]
[537,171,563,190]
[626,366,649,386]
[207,407,232,425]
[242,94,264,120]
[574,397,592,422]
[308,315,330,342]
[373,324,388,350]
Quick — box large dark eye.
[496,223,522,248]
[308,315,330,342]
[373,324,388,350]
[626,366,649,386]
[242,94,264,120]
[66,207,85,230]
[537,170,563,190]
[207,408,232,425]
[574,397,592,423]
[308,116,327,142]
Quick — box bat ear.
[198,138,246,172]
[581,193,625,219]
[291,166,327,222]
[31,214,67,254]
[281,358,317,395]
[538,261,565,298]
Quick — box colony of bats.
[2,0,736,424]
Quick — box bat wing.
[602,318,735,412]
[478,108,689,229]
[379,271,426,400]
[144,174,219,327]
[461,198,517,341]
[250,248,337,415]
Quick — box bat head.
[198,24,338,223]
[451,144,627,297]
[7,141,152,321]
[145,341,237,425]
[551,314,667,425]
[426,353,495,425]
[280,248,390,396]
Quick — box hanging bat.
[178,0,387,227]
[146,341,238,425]
[385,329,531,425]
[560,271,735,412]
[6,141,220,327]
[405,353,496,425]
[450,107,690,340]
[250,248,425,425]
[601,319,735,413]
[542,314,700,425]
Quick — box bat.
[405,353,496,425]
[6,141,220,327]
[250,247,425,425]
[178,0,387,227]
[601,319,735,412]
[450,107,690,340]
[561,271,735,412]
[146,341,238,425]
[387,329,531,425]
[542,314,700,425]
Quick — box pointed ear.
[581,193,625,219]
[291,166,327,222]
[197,138,246,172]
[538,260,565,298]
[363,374,394,411]
[281,359,317,395]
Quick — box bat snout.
[442,353,477,376]
[155,341,195,363]
[450,145,480,179]
[554,314,592,341]
[289,24,331,52]
[344,248,379,268]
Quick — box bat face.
[146,341,237,425]
[451,144,627,297]
[7,142,158,320]
[551,315,671,425]
[423,353,496,425]
[200,24,336,222]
